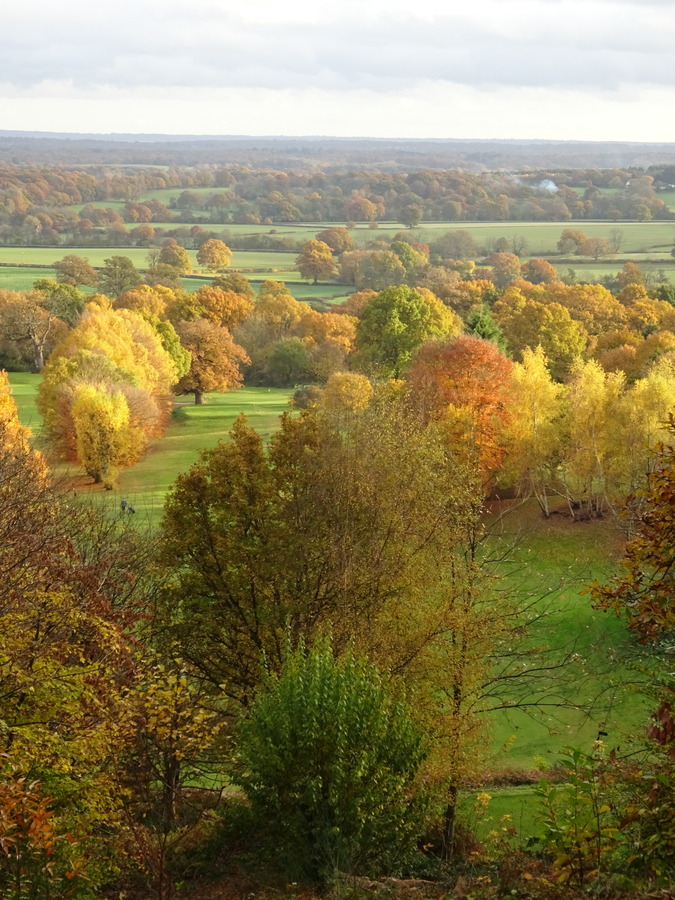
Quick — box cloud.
[2,0,675,94]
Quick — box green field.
[0,265,57,291]
[484,502,640,772]
[0,246,299,272]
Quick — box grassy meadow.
[9,373,292,525]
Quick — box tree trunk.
[442,783,459,862]
[32,343,44,373]
[194,390,204,405]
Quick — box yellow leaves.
[322,372,373,413]
[72,383,139,487]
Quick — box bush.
[235,639,428,883]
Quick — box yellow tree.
[71,383,140,487]
[560,359,628,516]
[196,238,232,272]
[115,284,175,318]
[500,347,565,516]
[296,240,335,284]
[193,285,254,330]
[321,372,373,413]
[619,357,675,499]
[38,306,178,477]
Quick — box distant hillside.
[3,133,675,171]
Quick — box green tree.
[264,336,312,386]
[431,230,478,261]
[33,278,86,327]
[98,256,143,297]
[465,304,507,351]
[236,639,427,883]
[353,285,458,377]
[398,203,423,228]
[157,403,478,704]
[354,250,406,291]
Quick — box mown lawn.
[484,500,645,774]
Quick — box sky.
[2,0,675,141]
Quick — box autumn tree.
[295,240,335,284]
[485,252,521,289]
[315,227,354,254]
[174,318,249,404]
[557,229,588,254]
[406,334,513,480]
[521,258,559,284]
[212,271,255,299]
[321,371,373,413]
[542,282,627,335]
[193,285,254,330]
[342,196,379,222]
[115,283,173,318]
[196,238,232,272]
[159,243,193,275]
[54,253,98,287]
[0,289,68,371]
[353,285,459,378]
[38,306,178,479]
[559,359,627,517]
[0,372,158,889]
[578,237,612,260]
[71,383,140,487]
[500,347,565,516]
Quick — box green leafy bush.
[235,639,428,882]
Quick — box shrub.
[235,639,428,883]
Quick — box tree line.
[1,163,673,247]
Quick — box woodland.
[0,145,674,900]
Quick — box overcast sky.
[2,0,675,140]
